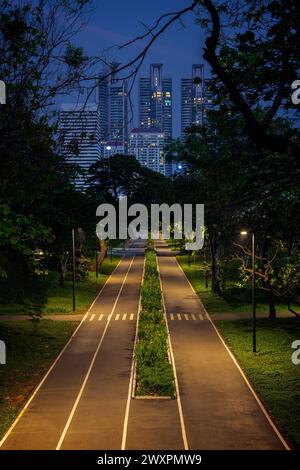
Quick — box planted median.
[135,240,175,398]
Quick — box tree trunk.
[59,255,69,287]
[97,239,107,269]
[210,234,221,293]
[266,290,276,320]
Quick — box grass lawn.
[216,319,300,449]
[177,254,291,316]
[0,320,77,438]
[0,256,121,316]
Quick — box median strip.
[134,240,175,398]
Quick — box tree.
[0,0,93,301]
[109,0,299,162]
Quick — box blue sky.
[75,0,208,137]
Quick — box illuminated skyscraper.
[139,64,172,140]
[181,64,205,141]
[98,63,129,151]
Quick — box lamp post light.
[241,230,256,353]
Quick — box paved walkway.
[156,239,287,450]
[0,239,288,450]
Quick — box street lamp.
[72,228,76,312]
[240,230,256,353]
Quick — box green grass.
[0,320,77,438]
[177,254,291,316]
[216,319,300,449]
[0,257,121,316]
[135,241,175,397]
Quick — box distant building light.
[106,146,111,150]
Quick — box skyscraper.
[59,103,101,187]
[129,128,167,175]
[139,64,172,140]
[98,63,128,152]
[181,64,205,141]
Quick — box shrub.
[135,243,175,397]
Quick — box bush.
[135,242,175,397]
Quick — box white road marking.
[191,314,196,320]
[170,314,174,320]
[130,314,134,320]
[122,314,127,320]
[177,313,182,320]
[0,257,123,449]
[198,313,203,321]
[56,256,135,450]
[115,314,120,321]
[184,314,189,321]
[98,314,104,321]
[89,314,95,322]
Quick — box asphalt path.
[156,239,287,450]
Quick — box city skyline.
[59,62,212,183]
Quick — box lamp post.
[241,230,256,353]
[72,228,76,312]
[95,247,99,278]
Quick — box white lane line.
[0,257,123,449]
[156,252,189,450]
[170,314,174,321]
[89,314,95,322]
[122,314,127,320]
[177,313,182,320]
[191,314,196,320]
[130,314,134,321]
[174,253,290,451]
[121,254,145,450]
[184,314,189,321]
[98,314,104,321]
[115,314,120,321]
[56,256,135,450]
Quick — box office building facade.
[181,64,205,141]
[139,64,172,140]
[129,128,169,175]
[98,63,129,151]
[59,103,100,187]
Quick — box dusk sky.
[75,0,208,137]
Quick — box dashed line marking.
[122,314,127,320]
[184,314,189,321]
[177,313,182,320]
[170,314,174,320]
[89,314,95,322]
[192,314,196,320]
[98,314,104,321]
[115,314,120,321]
[130,314,134,320]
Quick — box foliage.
[135,242,175,397]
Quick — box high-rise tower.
[181,64,205,141]
[98,63,128,152]
[139,64,172,140]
